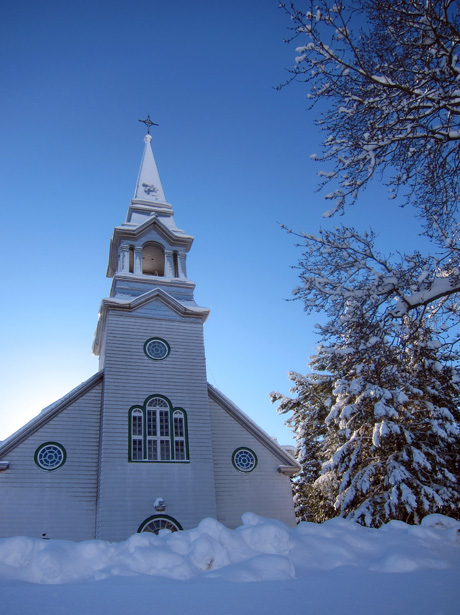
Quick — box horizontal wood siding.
[96,302,217,541]
[0,382,102,540]
[208,395,296,528]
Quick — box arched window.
[129,395,189,462]
[137,515,183,534]
[146,397,170,460]
[142,243,164,276]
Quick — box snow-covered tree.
[281,0,460,236]
[271,373,340,522]
[286,225,460,345]
[273,228,460,526]
[274,1,460,525]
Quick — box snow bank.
[0,513,459,585]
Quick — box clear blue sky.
[0,0,424,443]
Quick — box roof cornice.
[129,199,173,212]
[110,274,196,292]
[112,215,193,247]
[93,288,210,355]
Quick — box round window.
[144,338,170,361]
[232,447,257,473]
[137,515,183,535]
[34,442,66,471]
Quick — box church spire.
[133,133,166,204]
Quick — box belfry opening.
[142,242,165,276]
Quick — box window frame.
[128,394,189,463]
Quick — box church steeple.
[104,131,195,281]
[93,129,209,359]
[133,134,166,204]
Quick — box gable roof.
[207,384,300,476]
[0,371,104,457]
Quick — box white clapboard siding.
[0,380,102,541]
[95,302,218,541]
[208,393,297,528]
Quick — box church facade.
[0,132,299,541]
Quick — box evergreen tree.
[273,229,460,526]
[271,372,340,522]
[275,1,460,525]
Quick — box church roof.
[207,384,300,476]
[0,371,104,456]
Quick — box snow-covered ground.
[1,513,459,614]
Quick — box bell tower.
[93,125,216,541]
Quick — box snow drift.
[0,513,459,585]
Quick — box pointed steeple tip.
[134,131,166,204]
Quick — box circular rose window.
[144,338,170,361]
[34,443,66,471]
[232,447,257,473]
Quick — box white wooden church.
[0,128,299,541]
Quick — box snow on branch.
[287,224,460,344]
[280,0,460,235]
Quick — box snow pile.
[0,513,459,585]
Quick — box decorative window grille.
[232,447,258,473]
[34,442,67,471]
[129,395,188,462]
[137,515,183,535]
[144,338,170,361]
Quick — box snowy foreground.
[1,513,459,615]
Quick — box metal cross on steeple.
[138,114,159,134]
